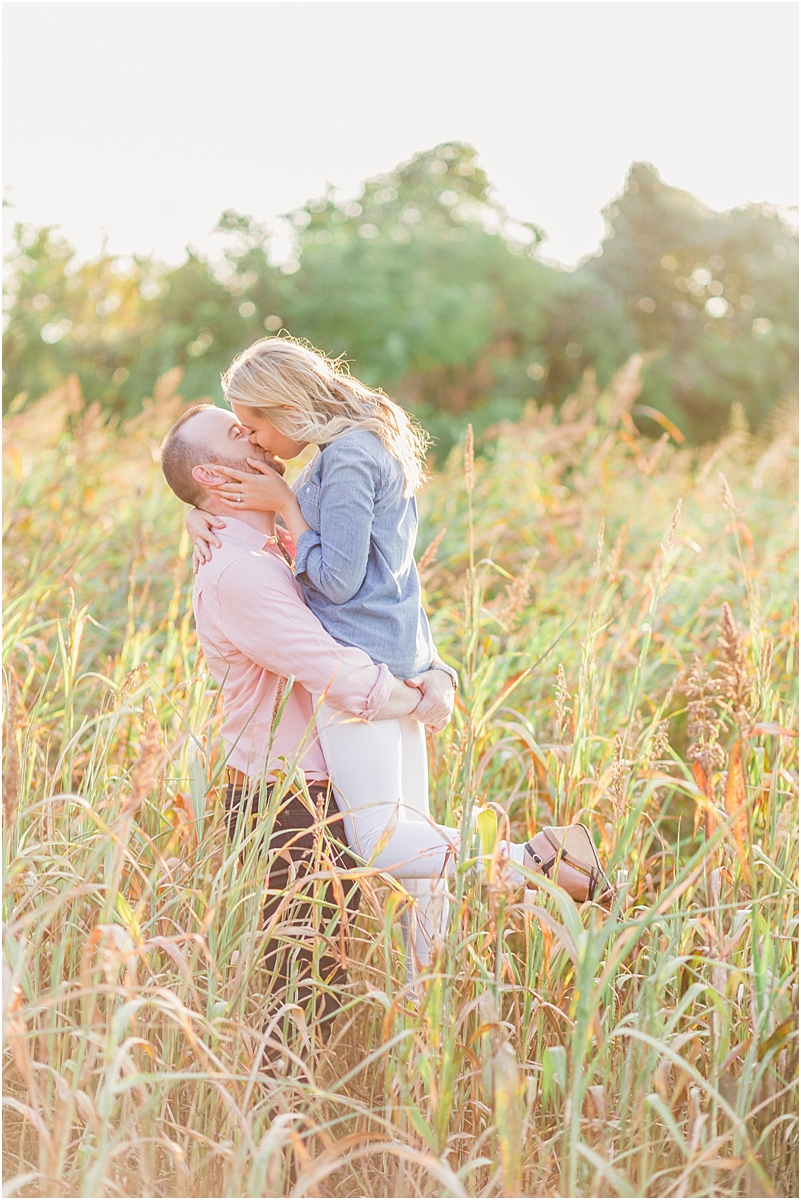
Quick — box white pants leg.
[314,702,458,878]
[396,717,450,976]
[314,701,455,977]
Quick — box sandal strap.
[525,841,557,880]
[546,841,593,880]
[541,827,564,858]
[528,836,615,905]
[533,833,594,883]
[542,825,603,882]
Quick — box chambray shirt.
[293,430,434,679]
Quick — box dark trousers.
[224,779,360,1048]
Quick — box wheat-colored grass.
[3,363,798,1197]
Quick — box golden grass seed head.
[118,662,147,706]
[417,526,447,578]
[555,664,572,743]
[128,697,165,804]
[189,645,208,687]
[611,732,629,819]
[605,353,645,425]
[718,472,736,516]
[607,525,627,577]
[463,423,474,494]
[758,632,774,691]
[661,498,683,557]
[728,401,750,438]
[643,430,670,476]
[648,719,670,765]
[686,654,726,774]
[662,672,681,717]
[716,602,752,729]
[495,563,535,631]
[696,441,727,487]
[595,518,605,574]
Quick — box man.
[159,404,454,1052]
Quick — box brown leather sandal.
[525,823,615,903]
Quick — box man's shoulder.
[194,535,306,646]
[196,532,281,590]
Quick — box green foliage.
[563,163,800,441]
[3,148,798,453]
[274,143,550,405]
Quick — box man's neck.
[210,506,277,538]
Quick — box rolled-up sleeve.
[216,558,393,719]
[295,446,380,604]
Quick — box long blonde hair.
[221,336,430,496]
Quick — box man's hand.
[405,668,454,733]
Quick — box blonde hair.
[221,336,430,496]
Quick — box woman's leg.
[315,702,599,907]
[314,701,458,879]
[315,702,455,983]
[397,716,449,974]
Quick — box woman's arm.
[294,448,378,604]
[186,508,226,570]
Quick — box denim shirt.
[293,429,434,679]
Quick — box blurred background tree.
[549,162,799,442]
[3,144,797,456]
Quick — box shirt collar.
[217,515,276,551]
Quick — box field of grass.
[2,358,798,1198]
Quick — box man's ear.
[192,463,226,487]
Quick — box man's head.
[160,404,282,508]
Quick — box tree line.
[3,143,797,455]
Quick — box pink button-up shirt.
[193,517,394,780]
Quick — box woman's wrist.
[279,494,312,541]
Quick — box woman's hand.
[210,459,296,514]
[210,458,313,545]
[186,508,226,572]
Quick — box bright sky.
[3,1,798,268]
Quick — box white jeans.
[315,700,457,976]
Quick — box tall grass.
[3,363,798,1197]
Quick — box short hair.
[160,404,219,506]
